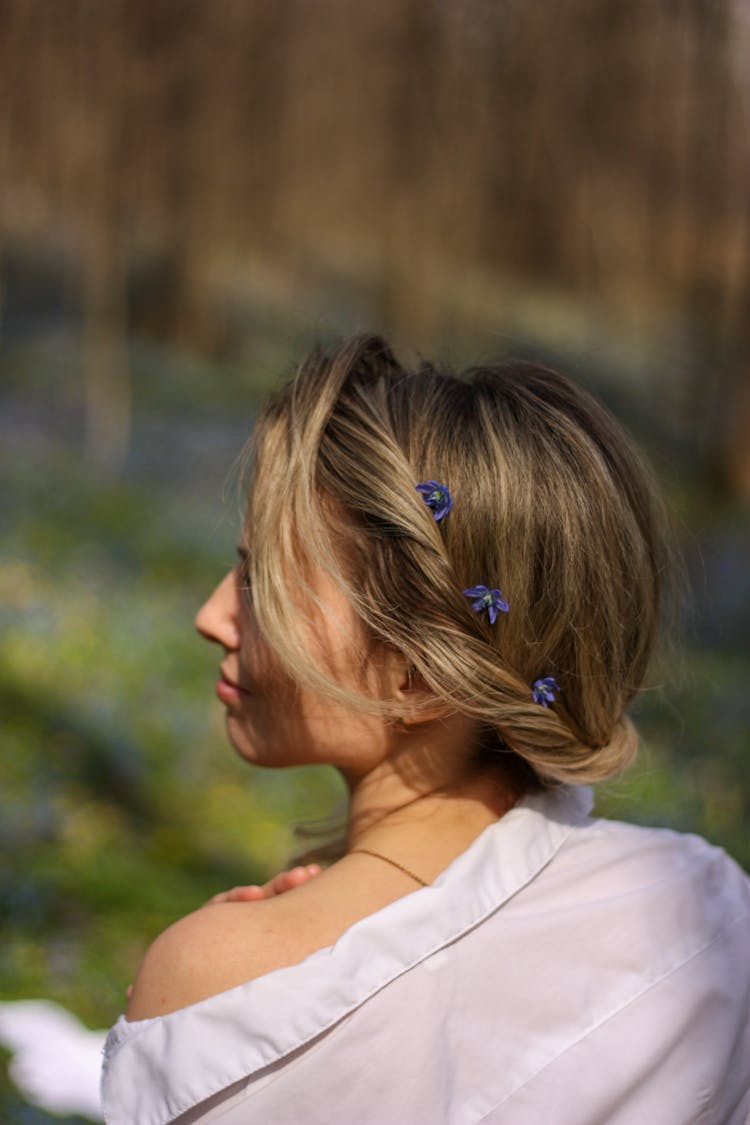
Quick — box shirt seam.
[473,904,750,1124]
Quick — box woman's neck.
[342,720,523,858]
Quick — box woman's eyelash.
[235,546,252,590]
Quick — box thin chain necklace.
[349,847,430,887]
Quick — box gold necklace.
[349,847,429,887]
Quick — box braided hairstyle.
[244,334,669,787]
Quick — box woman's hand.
[204,864,322,905]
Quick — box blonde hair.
[245,334,669,787]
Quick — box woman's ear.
[391,659,449,728]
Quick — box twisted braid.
[246,334,668,787]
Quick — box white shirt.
[101,786,750,1125]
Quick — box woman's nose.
[194,571,242,650]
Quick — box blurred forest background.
[1,1,750,1119]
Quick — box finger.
[206,885,264,905]
[226,885,266,901]
[266,867,305,895]
[205,865,323,907]
[264,868,304,896]
[265,865,322,896]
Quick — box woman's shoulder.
[125,891,331,1021]
[124,857,421,1022]
[582,812,747,880]
[555,812,750,942]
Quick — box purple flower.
[415,480,453,522]
[463,585,509,624]
[532,677,560,707]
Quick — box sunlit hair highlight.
[244,334,670,787]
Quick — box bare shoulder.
[125,857,422,1021]
[126,893,327,1021]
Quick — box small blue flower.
[415,480,453,522]
[532,676,560,707]
[463,585,510,624]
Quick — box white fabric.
[0,999,106,1121]
[101,786,750,1125]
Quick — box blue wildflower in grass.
[463,585,510,625]
[415,480,453,522]
[532,676,560,708]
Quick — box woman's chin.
[224,720,283,767]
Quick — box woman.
[101,335,750,1124]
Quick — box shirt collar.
[101,785,593,1125]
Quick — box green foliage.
[1,369,343,1059]
[1,335,748,1121]
[597,650,750,869]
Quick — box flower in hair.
[532,676,560,708]
[415,480,453,522]
[463,585,509,624]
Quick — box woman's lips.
[216,672,251,705]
